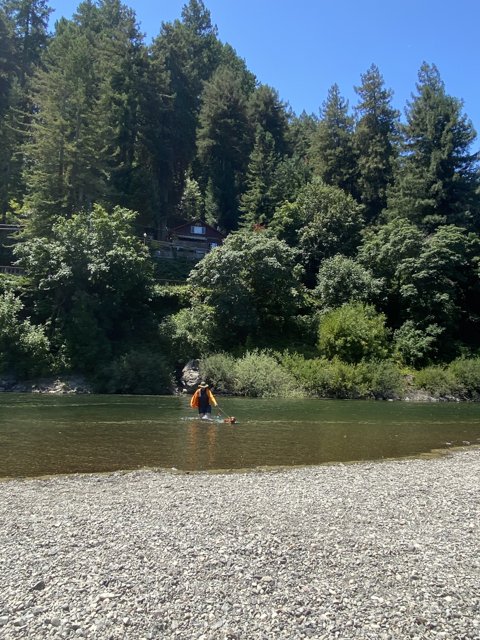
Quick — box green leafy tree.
[0,10,17,220]
[388,63,480,230]
[318,302,390,363]
[314,255,383,310]
[14,205,157,372]
[398,225,480,354]
[188,230,301,347]
[392,321,443,368]
[23,17,104,226]
[358,218,424,320]
[296,179,364,284]
[354,64,400,223]
[0,290,51,376]
[287,110,318,162]
[309,84,358,197]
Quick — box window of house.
[191,225,206,235]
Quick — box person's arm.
[208,389,218,406]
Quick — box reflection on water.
[0,394,480,477]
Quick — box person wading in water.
[190,382,218,419]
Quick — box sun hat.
[198,382,209,388]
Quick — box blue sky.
[49,0,480,145]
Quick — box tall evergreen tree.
[247,84,289,156]
[147,0,221,228]
[0,10,17,220]
[309,84,358,197]
[91,0,145,210]
[197,65,252,231]
[23,0,146,231]
[239,127,279,227]
[354,64,400,223]
[0,0,51,219]
[2,0,51,81]
[23,17,103,227]
[388,63,480,231]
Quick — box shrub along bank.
[198,351,480,401]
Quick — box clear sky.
[49,0,480,146]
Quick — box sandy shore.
[0,449,479,639]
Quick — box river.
[1,394,480,477]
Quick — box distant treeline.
[0,0,480,395]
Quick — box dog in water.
[223,416,237,424]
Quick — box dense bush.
[199,353,237,394]
[0,291,52,377]
[447,358,480,400]
[393,321,443,367]
[413,366,460,398]
[318,303,390,363]
[355,360,405,399]
[233,351,301,398]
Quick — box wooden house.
[152,221,225,261]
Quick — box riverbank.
[0,449,479,639]
[0,373,474,402]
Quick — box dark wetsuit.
[198,387,212,415]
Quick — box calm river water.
[1,394,480,477]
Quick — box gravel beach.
[0,449,479,640]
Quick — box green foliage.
[1,4,480,385]
[233,350,301,398]
[239,128,281,227]
[413,365,459,398]
[199,352,237,394]
[188,230,301,347]
[314,255,383,310]
[96,349,173,395]
[354,64,400,223]
[197,65,252,231]
[393,321,443,368]
[163,303,218,361]
[295,179,364,283]
[355,360,405,400]
[309,84,358,196]
[0,290,51,376]
[387,63,479,231]
[318,303,390,364]
[398,225,479,342]
[15,204,156,372]
[178,176,204,221]
[448,358,480,400]
[280,352,403,399]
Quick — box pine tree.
[247,84,289,156]
[147,0,221,228]
[197,65,252,231]
[309,84,358,197]
[0,0,51,219]
[388,63,480,230]
[354,64,400,223]
[2,0,51,81]
[23,0,147,231]
[0,10,17,219]
[240,127,280,227]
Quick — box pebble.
[0,449,479,639]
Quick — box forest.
[1,0,480,399]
